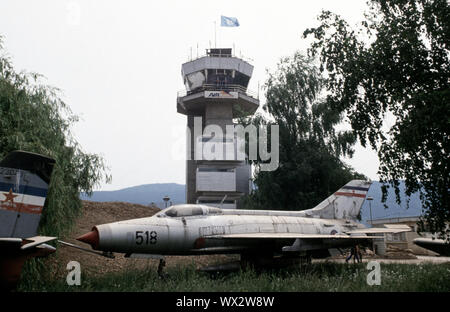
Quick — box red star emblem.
[2,188,18,204]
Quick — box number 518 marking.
[135,231,157,245]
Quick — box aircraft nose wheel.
[157,258,167,279]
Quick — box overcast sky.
[0,0,380,191]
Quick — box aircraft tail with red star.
[0,150,55,238]
[0,151,57,290]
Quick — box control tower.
[177,48,259,209]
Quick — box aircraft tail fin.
[305,180,372,220]
[0,151,55,238]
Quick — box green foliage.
[242,52,365,211]
[18,262,450,292]
[0,37,110,278]
[303,0,450,237]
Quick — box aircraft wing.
[205,232,377,253]
[0,236,57,250]
[21,236,57,250]
[345,225,411,235]
[206,225,411,240]
[206,233,376,240]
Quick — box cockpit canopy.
[156,204,223,218]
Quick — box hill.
[80,183,185,207]
[79,181,423,222]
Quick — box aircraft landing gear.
[124,253,167,279]
[157,258,166,279]
[240,252,276,270]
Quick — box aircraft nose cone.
[77,228,99,249]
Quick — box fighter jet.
[0,151,57,290]
[77,180,411,269]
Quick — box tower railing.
[177,83,258,99]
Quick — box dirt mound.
[385,245,418,259]
[45,201,231,279]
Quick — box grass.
[18,261,450,292]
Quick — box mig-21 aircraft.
[77,180,411,271]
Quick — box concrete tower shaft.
[177,48,259,209]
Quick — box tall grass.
[18,262,450,292]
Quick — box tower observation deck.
[177,48,259,209]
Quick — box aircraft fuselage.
[85,209,365,256]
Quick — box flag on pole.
[221,15,240,27]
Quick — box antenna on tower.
[214,21,217,48]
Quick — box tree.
[303,0,449,237]
[0,37,110,237]
[0,37,110,285]
[242,52,365,211]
